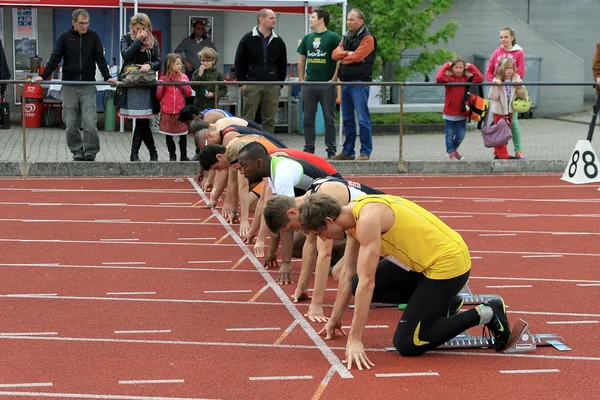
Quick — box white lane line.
[100,238,139,242]
[546,320,598,325]
[375,372,439,378]
[160,203,191,205]
[94,219,131,222]
[119,379,184,385]
[177,238,216,241]
[189,178,352,379]
[499,369,560,374]
[103,262,146,265]
[226,327,281,332]
[522,255,563,258]
[342,325,389,329]
[248,375,313,381]
[9,293,57,296]
[94,203,128,206]
[0,391,217,399]
[470,256,482,259]
[479,234,516,237]
[459,228,600,236]
[471,276,600,284]
[471,250,600,258]
[0,262,266,273]
[114,330,171,334]
[0,263,60,267]
[0,201,197,209]
[428,350,600,362]
[510,310,600,318]
[485,285,533,288]
[0,238,239,247]
[0,332,58,336]
[1,218,210,226]
[0,383,53,388]
[2,187,195,194]
[188,260,232,264]
[407,195,600,203]
[204,290,252,294]
[472,199,505,203]
[577,284,600,286]
[106,292,156,295]
[166,218,203,221]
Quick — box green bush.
[334,111,444,125]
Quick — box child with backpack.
[488,58,528,160]
[156,53,193,161]
[436,56,484,160]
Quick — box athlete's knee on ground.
[392,331,428,357]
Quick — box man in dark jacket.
[32,9,117,161]
[331,9,376,161]
[234,9,287,134]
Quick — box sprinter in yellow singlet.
[298,193,512,371]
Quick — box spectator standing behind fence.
[0,38,11,101]
[234,9,287,134]
[331,9,376,161]
[33,9,117,162]
[486,27,526,160]
[191,47,227,112]
[488,58,527,160]
[436,57,483,161]
[175,19,217,81]
[118,13,162,162]
[157,54,192,161]
[297,9,341,159]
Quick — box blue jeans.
[341,84,372,157]
[444,119,466,153]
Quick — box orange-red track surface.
[0,174,599,400]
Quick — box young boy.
[191,47,227,112]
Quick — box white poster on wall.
[12,7,38,104]
[0,12,4,43]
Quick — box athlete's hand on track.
[239,220,250,238]
[343,340,374,371]
[291,287,310,303]
[263,250,279,269]
[253,239,264,258]
[318,319,346,340]
[305,304,329,323]
[277,262,293,285]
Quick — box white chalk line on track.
[435,211,600,218]
[3,334,600,363]
[498,369,560,374]
[485,285,532,288]
[375,372,439,378]
[226,327,281,332]
[459,228,600,236]
[0,201,199,209]
[119,379,184,384]
[0,238,239,247]
[103,262,146,265]
[0,391,217,399]
[188,178,353,379]
[2,262,600,287]
[0,332,58,336]
[0,383,53,388]
[546,321,598,325]
[0,218,213,226]
[114,330,171,334]
[248,375,313,381]
[403,195,600,203]
[375,185,583,190]
[0,188,196,194]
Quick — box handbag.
[512,92,531,113]
[480,105,513,148]
[120,65,157,85]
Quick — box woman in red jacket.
[156,53,193,161]
[436,56,484,160]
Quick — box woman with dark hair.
[118,13,162,161]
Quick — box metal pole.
[214,84,218,108]
[338,1,347,146]
[21,87,27,163]
[304,3,309,35]
[527,0,531,24]
[119,3,125,133]
[398,86,404,161]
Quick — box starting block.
[384,319,571,354]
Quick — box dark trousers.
[302,85,337,156]
[352,259,478,357]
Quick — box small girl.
[488,58,528,160]
[436,56,484,160]
[191,47,227,112]
[156,53,193,161]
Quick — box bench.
[368,103,444,114]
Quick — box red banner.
[0,0,119,7]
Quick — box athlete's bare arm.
[214,117,249,132]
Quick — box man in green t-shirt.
[297,10,341,159]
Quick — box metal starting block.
[384,319,571,354]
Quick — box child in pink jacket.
[156,53,193,161]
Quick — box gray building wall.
[430,0,585,116]
[170,10,225,74]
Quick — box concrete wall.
[430,0,585,116]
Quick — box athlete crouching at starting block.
[297,193,512,370]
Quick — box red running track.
[0,175,599,399]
